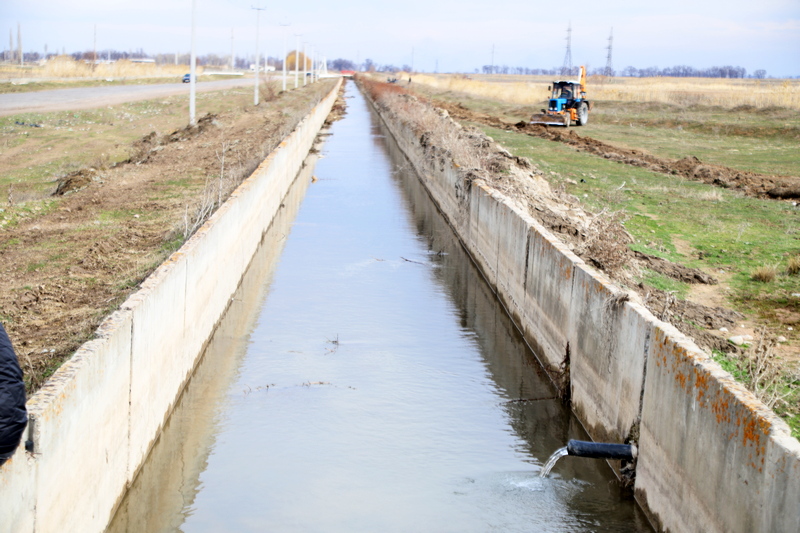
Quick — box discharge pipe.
[540,439,637,477]
[566,439,637,461]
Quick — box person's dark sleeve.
[0,323,27,461]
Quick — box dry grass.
[787,255,800,276]
[407,73,800,111]
[743,328,795,410]
[0,56,194,79]
[751,264,778,282]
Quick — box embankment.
[0,78,342,533]
[360,80,800,533]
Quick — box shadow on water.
[107,81,651,532]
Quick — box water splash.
[539,446,568,478]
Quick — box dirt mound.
[641,285,743,353]
[434,100,800,200]
[54,167,101,195]
[634,251,717,285]
[166,113,219,143]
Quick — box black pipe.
[566,439,636,461]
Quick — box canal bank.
[0,79,342,533]
[359,77,800,533]
[107,80,650,531]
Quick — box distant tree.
[363,58,375,72]
[753,69,767,79]
[329,58,356,71]
[285,50,311,71]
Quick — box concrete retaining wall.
[364,86,800,533]
[0,78,342,533]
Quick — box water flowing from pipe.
[539,446,569,478]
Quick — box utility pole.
[17,23,22,66]
[252,5,266,106]
[491,44,495,74]
[93,24,97,70]
[279,23,289,91]
[189,0,197,125]
[294,34,300,88]
[8,30,13,63]
[230,28,234,70]
[302,42,307,86]
[604,28,614,77]
[561,22,573,77]
[411,47,414,73]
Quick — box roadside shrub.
[787,255,800,275]
[751,264,777,282]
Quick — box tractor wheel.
[577,102,589,126]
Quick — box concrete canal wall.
[0,78,342,533]
[362,83,800,533]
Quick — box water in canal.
[107,81,651,532]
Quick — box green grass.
[482,124,800,318]
[588,101,800,177]
[638,269,690,299]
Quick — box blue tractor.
[530,66,590,127]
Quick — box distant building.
[130,58,156,64]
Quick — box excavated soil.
[1,80,340,391]
[432,100,800,200]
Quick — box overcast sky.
[2,0,799,77]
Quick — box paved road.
[0,78,255,117]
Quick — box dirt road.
[0,78,254,117]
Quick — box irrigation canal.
[106,81,651,532]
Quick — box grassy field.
[408,79,800,179]
[0,87,256,204]
[411,73,800,110]
[0,74,247,94]
[0,56,193,80]
[406,74,800,436]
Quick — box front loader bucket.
[529,113,568,127]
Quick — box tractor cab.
[548,81,583,111]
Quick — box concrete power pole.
[189,0,197,126]
[280,23,289,91]
[230,28,234,70]
[8,29,12,63]
[93,25,97,71]
[17,23,22,66]
[252,6,266,106]
[302,42,307,86]
[294,34,300,89]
